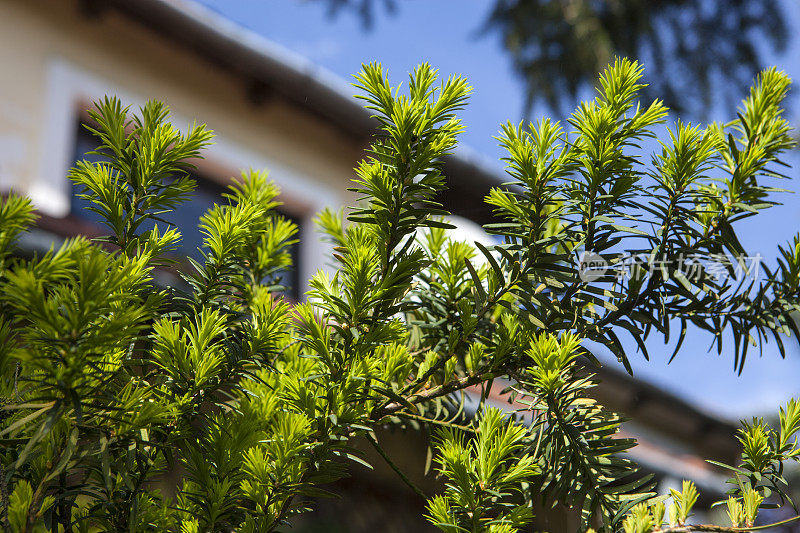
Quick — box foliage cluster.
[0,58,799,532]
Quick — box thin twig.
[366,432,428,501]
[372,372,492,420]
[397,411,477,433]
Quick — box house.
[0,0,741,530]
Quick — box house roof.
[98,0,506,195]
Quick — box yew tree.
[1,59,799,532]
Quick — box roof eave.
[103,0,506,187]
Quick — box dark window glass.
[71,123,300,299]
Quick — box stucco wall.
[0,0,366,289]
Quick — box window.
[70,123,301,299]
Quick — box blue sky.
[195,0,800,420]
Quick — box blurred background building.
[0,0,797,530]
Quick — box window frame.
[36,57,341,297]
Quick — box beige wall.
[0,0,366,288]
